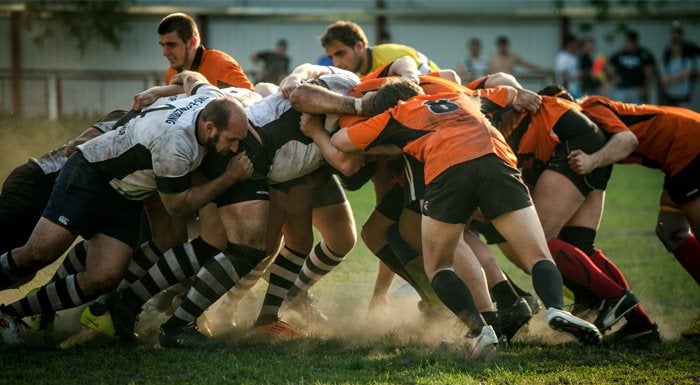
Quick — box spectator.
[606,30,656,104]
[579,37,608,96]
[660,22,699,107]
[488,35,545,76]
[456,38,488,85]
[251,39,291,84]
[554,34,581,98]
[377,30,392,44]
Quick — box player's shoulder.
[202,48,240,64]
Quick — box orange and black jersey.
[493,96,605,171]
[581,96,700,177]
[165,46,254,90]
[346,92,516,185]
[340,63,510,128]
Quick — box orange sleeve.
[346,113,393,151]
[475,86,510,108]
[581,102,630,135]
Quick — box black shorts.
[42,152,143,248]
[0,162,59,252]
[664,154,700,205]
[422,154,533,224]
[546,142,612,196]
[376,184,404,221]
[403,155,425,204]
[310,170,347,208]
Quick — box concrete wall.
[1,10,699,116]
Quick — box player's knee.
[656,210,691,251]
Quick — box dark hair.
[158,13,199,43]
[319,21,368,48]
[277,39,288,48]
[538,84,573,101]
[496,35,509,45]
[625,30,639,43]
[370,78,423,115]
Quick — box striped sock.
[121,238,219,311]
[161,243,266,333]
[1,275,90,317]
[287,241,345,301]
[256,246,306,325]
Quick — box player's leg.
[286,175,356,317]
[158,197,269,348]
[253,182,312,334]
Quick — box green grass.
[1,117,699,384]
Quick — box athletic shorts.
[310,170,347,208]
[422,154,533,224]
[664,154,700,205]
[42,152,142,248]
[546,142,612,196]
[375,184,404,221]
[0,162,59,252]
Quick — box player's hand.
[512,89,542,114]
[133,89,161,111]
[299,113,324,139]
[225,151,253,182]
[279,76,302,99]
[567,149,596,175]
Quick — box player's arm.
[567,131,638,175]
[568,104,639,175]
[278,63,334,98]
[169,70,212,95]
[289,83,362,115]
[299,113,364,176]
[479,72,541,113]
[159,151,253,219]
[132,84,185,110]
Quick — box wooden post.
[10,11,22,117]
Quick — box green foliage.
[21,0,134,55]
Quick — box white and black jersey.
[77,84,226,200]
[30,110,130,175]
[245,68,360,184]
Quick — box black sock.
[491,280,519,309]
[531,260,564,310]
[430,269,483,330]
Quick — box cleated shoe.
[0,311,25,345]
[499,297,533,342]
[159,322,219,349]
[466,325,499,361]
[252,319,302,338]
[680,314,700,339]
[285,293,328,324]
[594,290,639,332]
[547,307,602,345]
[79,306,115,337]
[111,295,139,343]
[609,322,660,344]
[521,294,541,315]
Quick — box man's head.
[367,77,424,115]
[276,39,288,55]
[468,38,481,56]
[158,13,201,71]
[319,21,369,73]
[199,97,249,155]
[496,35,510,53]
[622,30,639,51]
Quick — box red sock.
[548,238,625,300]
[672,235,700,286]
[588,249,630,289]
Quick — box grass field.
[0,116,699,384]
